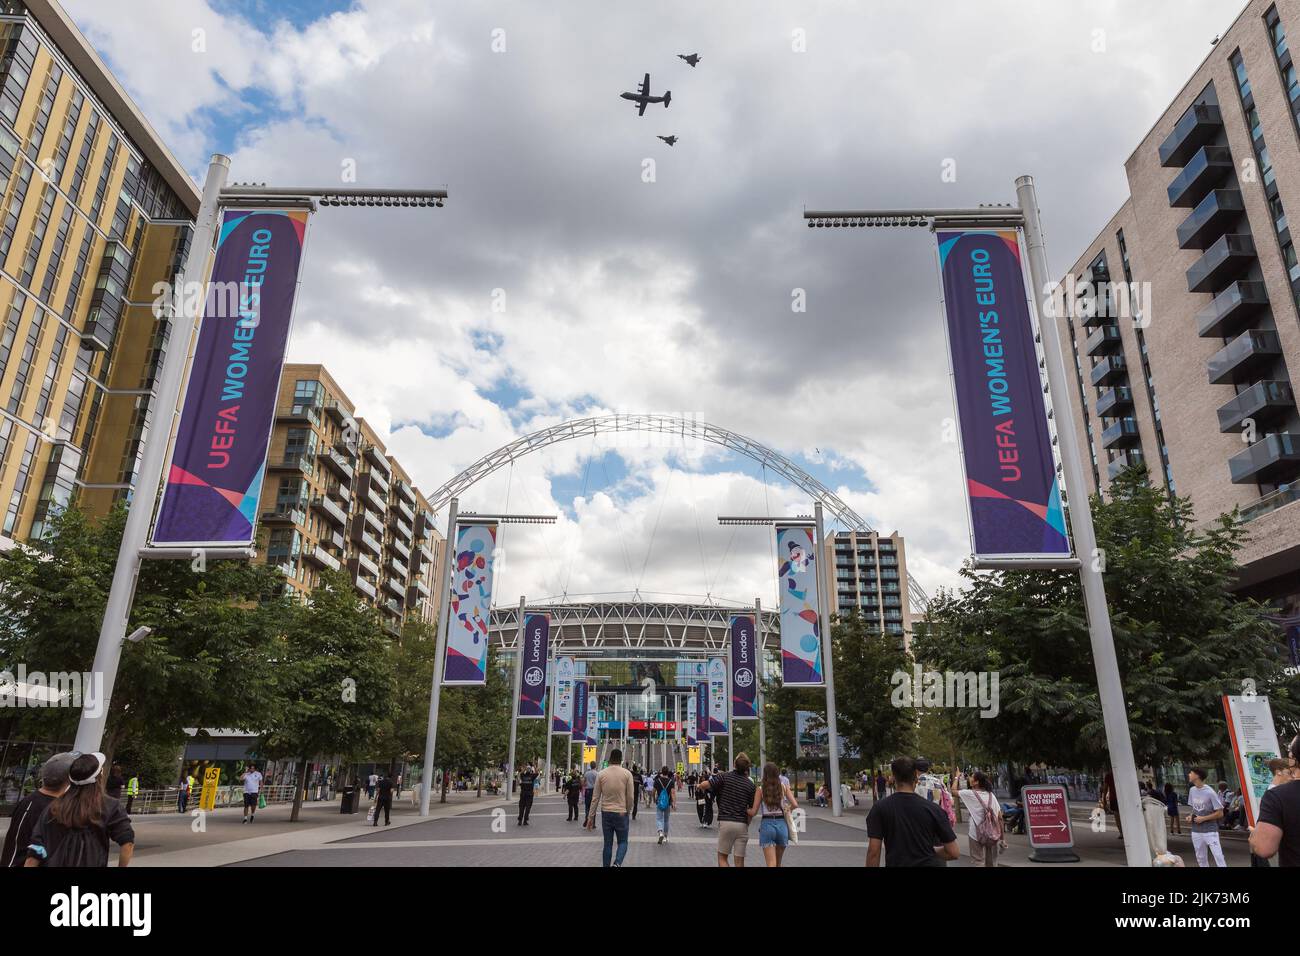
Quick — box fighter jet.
[677,53,701,67]
[658,135,677,146]
[621,73,671,116]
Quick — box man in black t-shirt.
[517,763,540,826]
[698,753,757,866]
[373,772,394,826]
[1251,734,1300,867]
[866,756,959,867]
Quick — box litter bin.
[340,786,359,814]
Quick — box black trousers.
[696,793,713,825]
[373,797,391,826]
[567,797,580,820]
[518,789,534,823]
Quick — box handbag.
[366,805,376,824]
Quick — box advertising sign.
[1022,784,1078,862]
[443,521,497,684]
[552,656,575,734]
[517,613,549,718]
[687,745,701,766]
[795,710,826,758]
[572,679,588,742]
[935,229,1070,562]
[152,207,311,547]
[199,767,221,812]
[686,694,697,745]
[707,657,728,735]
[695,681,710,742]
[776,523,824,685]
[582,745,597,765]
[1222,694,1283,828]
[729,613,759,719]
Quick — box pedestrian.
[105,763,125,800]
[696,771,715,828]
[840,780,856,808]
[582,760,598,821]
[1186,767,1227,867]
[239,762,263,824]
[124,771,139,814]
[1250,734,1300,866]
[643,771,654,808]
[373,770,394,826]
[630,764,643,821]
[1163,781,1181,835]
[367,770,378,800]
[2,752,75,867]
[517,762,539,826]
[865,756,960,867]
[751,762,799,868]
[697,752,756,867]
[956,769,1003,867]
[564,770,582,821]
[24,752,135,868]
[654,764,676,844]
[176,768,194,814]
[875,770,886,801]
[687,770,697,798]
[584,747,635,868]
[914,758,955,828]
[1101,767,1123,839]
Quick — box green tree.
[831,612,916,772]
[913,468,1300,770]
[259,568,397,821]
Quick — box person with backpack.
[24,752,135,868]
[2,752,75,868]
[630,765,644,821]
[956,769,1004,867]
[654,765,676,844]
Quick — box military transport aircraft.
[621,73,671,115]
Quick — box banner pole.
[756,598,767,769]
[506,595,525,802]
[419,496,458,816]
[544,650,554,791]
[75,154,231,754]
[1015,174,1146,866]
[815,501,844,816]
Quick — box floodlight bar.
[717,516,813,526]
[221,184,448,208]
[803,205,1022,229]
[460,512,557,525]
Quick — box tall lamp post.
[74,154,447,754]
[802,175,1148,866]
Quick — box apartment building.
[0,0,199,546]
[258,363,445,634]
[823,529,912,644]
[1059,0,1300,610]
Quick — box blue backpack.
[657,778,672,810]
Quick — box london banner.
[935,229,1070,561]
[775,523,824,685]
[518,613,550,719]
[552,656,575,734]
[152,207,311,547]
[443,521,497,684]
[729,613,758,719]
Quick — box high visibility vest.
[126,776,139,796]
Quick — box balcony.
[325,481,351,506]
[361,507,384,537]
[326,528,346,552]
[351,551,380,579]
[351,523,382,557]
[261,505,305,526]
[1090,354,1129,387]
[357,474,387,514]
[1186,234,1256,294]
[382,592,403,614]
[1176,189,1245,250]
[363,444,391,474]
[414,512,435,539]
[389,535,411,562]
[1096,386,1134,418]
[1085,324,1123,356]
[277,402,322,427]
[390,515,413,542]
[1207,329,1282,385]
[1159,102,1223,167]
[352,576,377,601]
[395,497,415,524]
[1216,381,1295,432]
[1107,448,1146,480]
[385,554,408,580]
[334,437,359,461]
[310,495,347,527]
[1196,280,1269,338]
[268,454,313,477]
[1167,145,1234,207]
[305,545,341,573]
[1101,417,1141,449]
[395,480,416,505]
[1229,432,1300,484]
[319,449,353,481]
[324,400,355,431]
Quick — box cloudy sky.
[66,0,1245,608]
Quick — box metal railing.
[124,783,301,815]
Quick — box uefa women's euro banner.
[935,229,1070,561]
[517,613,549,718]
[686,694,697,745]
[572,678,588,743]
[694,681,710,741]
[707,657,728,735]
[552,656,575,734]
[776,523,824,686]
[443,521,497,684]
[152,208,310,547]
[729,614,758,720]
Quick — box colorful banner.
[585,691,599,745]
[935,229,1070,561]
[729,613,758,720]
[707,657,728,734]
[443,521,497,684]
[695,681,710,742]
[152,207,310,547]
[1222,694,1283,829]
[776,523,824,686]
[572,679,588,742]
[517,613,549,719]
[795,710,826,759]
[552,656,575,734]
[686,694,697,745]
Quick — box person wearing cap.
[1,751,74,867]
[1250,734,1300,867]
[24,752,135,868]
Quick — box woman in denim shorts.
[751,761,799,867]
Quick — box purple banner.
[518,613,549,718]
[936,229,1070,560]
[152,208,311,547]
[695,681,710,742]
[572,679,588,742]
[729,614,758,720]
